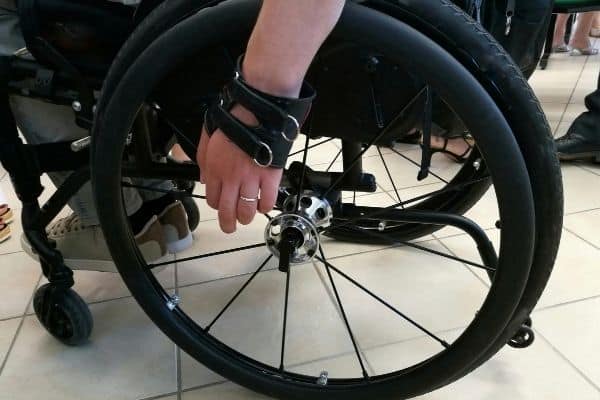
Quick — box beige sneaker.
[158,201,193,253]
[21,214,167,273]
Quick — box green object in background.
[554,0,600,12]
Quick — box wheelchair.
[0,0,564,399]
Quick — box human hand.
[197,105,283,233]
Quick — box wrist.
[241,58,304,98]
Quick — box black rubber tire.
[92,1,539,398]
[33,284,93,346]
[181,196,200,232]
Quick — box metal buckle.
[281,115,300,142]
[505,13,513,36]
[253,141,274,168]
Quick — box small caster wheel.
[33,284,93,346]
[508,325,535,349]
[181,196,200,232]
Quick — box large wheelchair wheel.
[92,1,561,399]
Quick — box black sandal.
[426,134,474,164]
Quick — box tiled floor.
[1,40,600,400]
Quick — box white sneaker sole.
[163,225,193,254]
[20,235,166,273]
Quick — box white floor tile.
[0,318,20,366]
[536,229,600,308]
[564,209,600,248]
[561,165,600,214]
[535,297,600,388]
[183,382,270,400]
[413,329,600,399]
[0,298,177,400]
[0,252,40,320]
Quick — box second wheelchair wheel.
[92,1,560,399]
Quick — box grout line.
[180,380,229,396]
[174,263,183,400]
[550,52,588,131]
[534,293,600,314]
[0,250,29,257]
[310,260,375,375]
[176,346,182,400]
[434,236,490,289]
[137,391,180,400]
[534,328,600,393]
[563,226,600,251]
[0,315,22,323]
[0,273,43,376]
[564,206,600,216]
[578,164,600,178]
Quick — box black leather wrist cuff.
[204,60,316,168]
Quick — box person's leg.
[552,13,571,51]
[9,96,144,226]
[592,12,600,37]
[555,71,600,161]
[570,12,598,54]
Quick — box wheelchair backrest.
[17,0,137,78]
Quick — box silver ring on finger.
[239,195,259,203]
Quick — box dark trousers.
[569,72,600,137]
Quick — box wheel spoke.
[121,182,206,200]
[315,255,450,348]
[288,137,336,157]
[319,175,490,236]
[294,134,312,212]
[390,148,449,184]
[160,110,202,153]
[377,146,403,206]
[279,262,292,371]
[319,247,369,379]
[205,255,273,332]
[326,149,343,172]
[322,86,428,197]
[148,243,266,268]
[342,224,494,272]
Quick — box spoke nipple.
[166,294,180,311]
[317,371,329,385]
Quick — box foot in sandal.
[0,204,13,224]
[427,134,475,164]
[0,220,10,244]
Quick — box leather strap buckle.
[254,141,274,168]
[203,55,316,169]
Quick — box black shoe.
[555,123,600,163]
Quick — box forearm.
[242,0,345,97]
